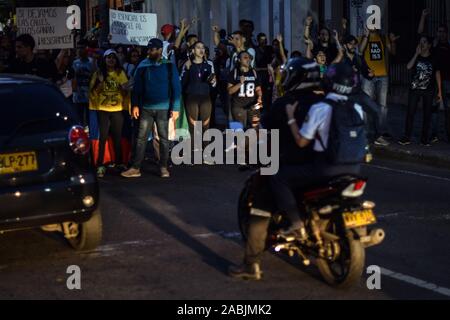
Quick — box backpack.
[317,99,368,165]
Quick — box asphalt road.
[0,158,449,300]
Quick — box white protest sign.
[16,7,74,50]
[109,9,157,46]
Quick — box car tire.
[68,209,103,251]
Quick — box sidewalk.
[372,104,450,169]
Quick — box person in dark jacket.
[181,41,216,141]
[121,38,181,179]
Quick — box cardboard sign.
[16,7,74,50]
[109,9,157,46]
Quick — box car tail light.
[342,180,367,198]
[69,126,90,155]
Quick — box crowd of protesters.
[0,9,449,179]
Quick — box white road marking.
[381,268,450,298]
[366,164,450,183]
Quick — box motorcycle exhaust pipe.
[363,229,386,248]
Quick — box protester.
[73,43,96,127]
[419,9,450,143]
[6,33,57,81]
[359,26,399,139]
[270,34,288,101]
[121,38,181,179]
[181,41,216,144]
[304,16,339,64]
[89,49,130,178]
[399,35,442,147]
[227,51,263,129]
[123,48,140,79]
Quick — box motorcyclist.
[228,57,325,280]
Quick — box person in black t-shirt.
[418,10,450,142]
[227,51,262,129]
[399,35,442,146]
[6,34,57,81]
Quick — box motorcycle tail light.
[69,126,90,155]
[342,180,367,198]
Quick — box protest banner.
[109,9,157,46]
[16,7,74,50]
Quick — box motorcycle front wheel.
[317,221,365,288]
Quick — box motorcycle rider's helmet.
[280,57,321,92]
[323,62,359,95]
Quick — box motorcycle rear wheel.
[317,223,365,288]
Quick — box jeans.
[432,80,450,141]
[405,89,434,143]
[362,76,389,133]
[131,109,170,169]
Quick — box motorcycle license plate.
[343,210,376,228]
[0,151,38,175]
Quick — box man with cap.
[121,38,182,179]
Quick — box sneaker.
[398,137,412,146]
[121,168,142,178]
[421,141,432,147]
[374,136,390,147]
[160,167,170,178]
[96,166,106,178]
[431,136,439,144]
[228,263,263,281]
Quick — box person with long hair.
[89,49,130,178]
[227,51,263,129]
[181,41,216,144]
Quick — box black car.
[0,74,102,251]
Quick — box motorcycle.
[238,171,385,288]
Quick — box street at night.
[0,158,449,300]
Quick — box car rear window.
[0,83,78,136]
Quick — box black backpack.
[317,99,368,165]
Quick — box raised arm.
[174,19,190,50]
[277,34,287,64]
[359,26,370,53]
[407,45,421,70]
[418,9,430,34]
[304,16,313,40]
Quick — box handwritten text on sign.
[109,9,157,46]
[16,7,73,50]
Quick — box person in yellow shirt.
[90,49,130,178]
[359,27,400,138]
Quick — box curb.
[372,145,450,170]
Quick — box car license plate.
[343,210,377,228]
[0,151,38,175]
